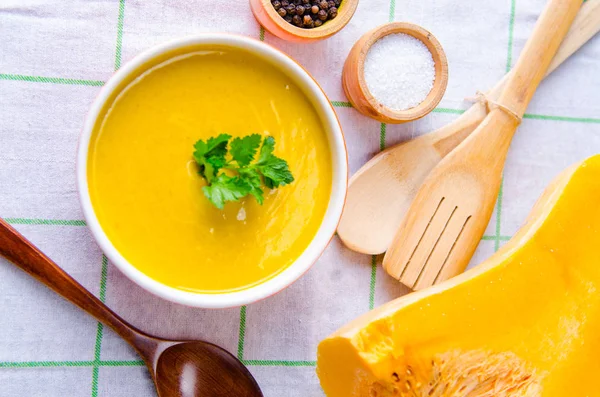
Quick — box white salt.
[364,33,435,111]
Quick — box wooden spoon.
[0,218,263,397]
[337,0,600,255]
[383,0,583,290]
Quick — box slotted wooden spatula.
[383,0,583,290]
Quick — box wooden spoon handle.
[548,0,600,74]
[432,0,597,154]
[0,218,142,343]
[486,0,599,100]
[497,0,582,117]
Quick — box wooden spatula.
[382,0,583,290]
[337,0,600,255]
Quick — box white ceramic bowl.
[77,34,348,309]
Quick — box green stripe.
[98,360,145,366]
[114,0,126,70]
[0,74,104,86]
[432,107,465,115]
[506,0,517,72]
[91,366,100,397]
[0,361,95,368]
[4,218,86,226]
[99,256,108,307]
[237,306,247,361]
[260,26,265,42]
[481,235,511,241]
[494,180,505,252]
[389,0,396,22]
[433,108,600,124]
[91,256,109,397]
[243,360,316,367]
[369,255,377,310]
[523,113,600,124]
[0,360,145,368]
[379,123,386,151]
[329,102,600,124]
[331,101,352,108]
[93,323,104,363]
[0,359,316,369]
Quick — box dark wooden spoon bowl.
[155,342,261,396]
[0,218,263,397]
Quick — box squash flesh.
[317,155,600,396]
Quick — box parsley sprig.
[193,134,294,209]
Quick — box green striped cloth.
[0,0,599,396]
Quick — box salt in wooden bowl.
[250,0,359,42]
[343,22,448,123]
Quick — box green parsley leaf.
[257,136,275,164]
[194,133,231,158]
[255,137,294,188]
[238,168,264,205]
[206,134,231,156]
[258,156,294,188]
[202,174,250,210]
[230,134,262,166]
[193,134,294,209]
[193,133,231,182]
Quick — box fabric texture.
[1,0,599,396]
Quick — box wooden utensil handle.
[547,0,600,74]
[434,0,597,154]
[486,0,599,100]
[498,0,582,117]
[0,218,141,343]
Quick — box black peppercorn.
[273,0,343,29]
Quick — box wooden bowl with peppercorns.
[250,0,358,42]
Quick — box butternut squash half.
[317,154,600,397]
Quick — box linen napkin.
[1,0,599,395]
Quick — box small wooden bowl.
[342,22,448,123]
[250,0,359,42]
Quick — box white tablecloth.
[1,0,599,396]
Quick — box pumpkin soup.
[87,47,332,293]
